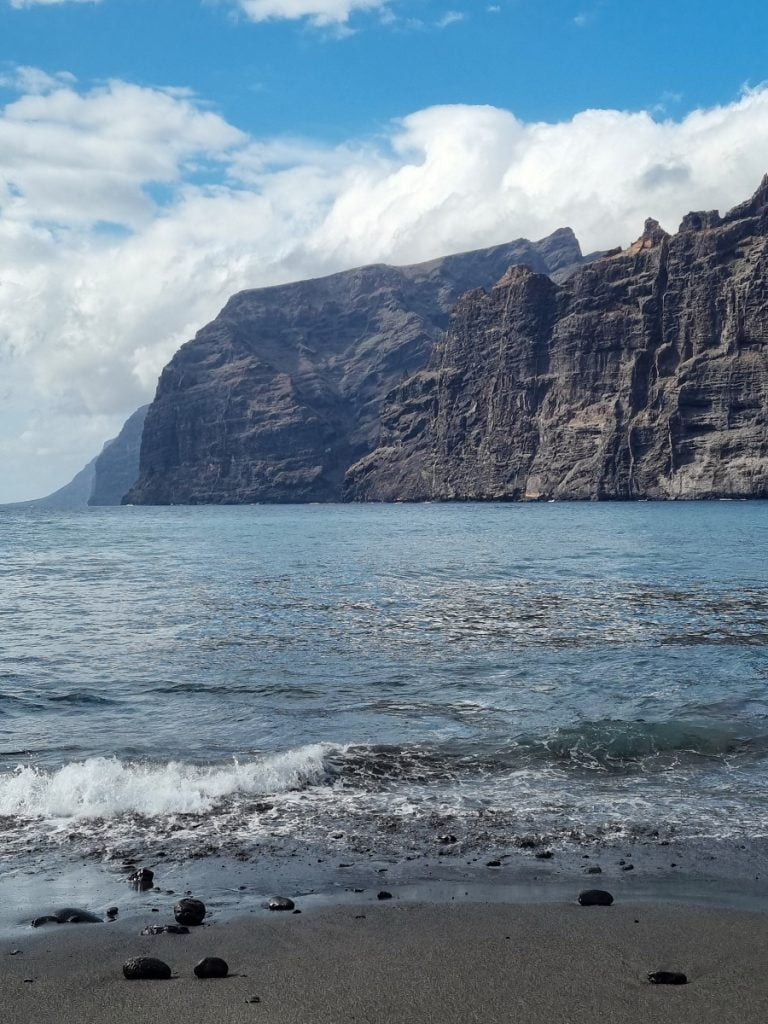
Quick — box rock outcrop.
[347,177,768,502]
[124,232,588,504]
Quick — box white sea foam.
[0,744,334,820]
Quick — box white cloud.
[8,0,101,7]
[2,73,768,499]
[233,0,388,25]
[436,10,464,28]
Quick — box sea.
[2,501,768,904]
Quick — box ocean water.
[1,502,768,875]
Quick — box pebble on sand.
[267,897,295,911]
[129,868,155,890]
[377,891,393,901]
[141,925,190,936]
[577,890,614,907]
[174,898,207,926]
[122,957,172,980]
[194,957,229,979]
[648,971,688,985]
[31,908,102,927]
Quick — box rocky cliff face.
[125,231,586,504]
[89,405,148,506]
[347,177,768,501]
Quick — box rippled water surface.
[1,502,767,867]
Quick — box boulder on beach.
[194,957,229,978]
[174,898,206,926]
[578,890,614,907]
[122,957,172,980]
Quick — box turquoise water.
[0,502,767,867]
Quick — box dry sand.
[3,898,768,1023]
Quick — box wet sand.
[4,897,768,1024]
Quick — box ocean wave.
[0,744,333,819]
[0,718,761,825]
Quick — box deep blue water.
[1,502,767,866]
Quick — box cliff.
[347,178,768,501]
[89,405,148,506]
[8,405,147,509]
[124,231,587,504]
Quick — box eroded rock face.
[347,177,768,502]
[124,233,587,505]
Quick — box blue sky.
[3,0,767,140]
[1,0,768,501]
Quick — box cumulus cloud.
[2,73,768,499]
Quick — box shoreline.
[3,837,768,937]
[4,890,768,1023]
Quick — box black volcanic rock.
[124,234,588,505]
[348,176,768,502]
[174,898,206,926]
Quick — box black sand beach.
[4,897,768,1024]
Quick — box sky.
[1,0,768,501]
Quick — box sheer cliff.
[347,178,768,501]
[124,231,586,504]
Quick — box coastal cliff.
[124,232,586,504]
[6,405,147,509]
[347,177,768,501]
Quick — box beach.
[4,893,768,1024]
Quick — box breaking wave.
[0,744,333,819]
[0,718,763,824]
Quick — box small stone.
[377,891,393,901]
[174,898,206,926]
[267,897,295,912]
[254,802,274,813]
[535,851,553,860]
[31,907,102,927]
[9,950,22,956]
[141,925,190,936]
[578,890,614,907]
[122,957,172,980]
[129,868,154,890]
[622,864,635,872]
[486,860,501,867]
[106,907,119,918]
[586,866,602,874]
[246,995,261,1004]
[194,957,229,978]
[648,971,687,985]
[438,835,457,845]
